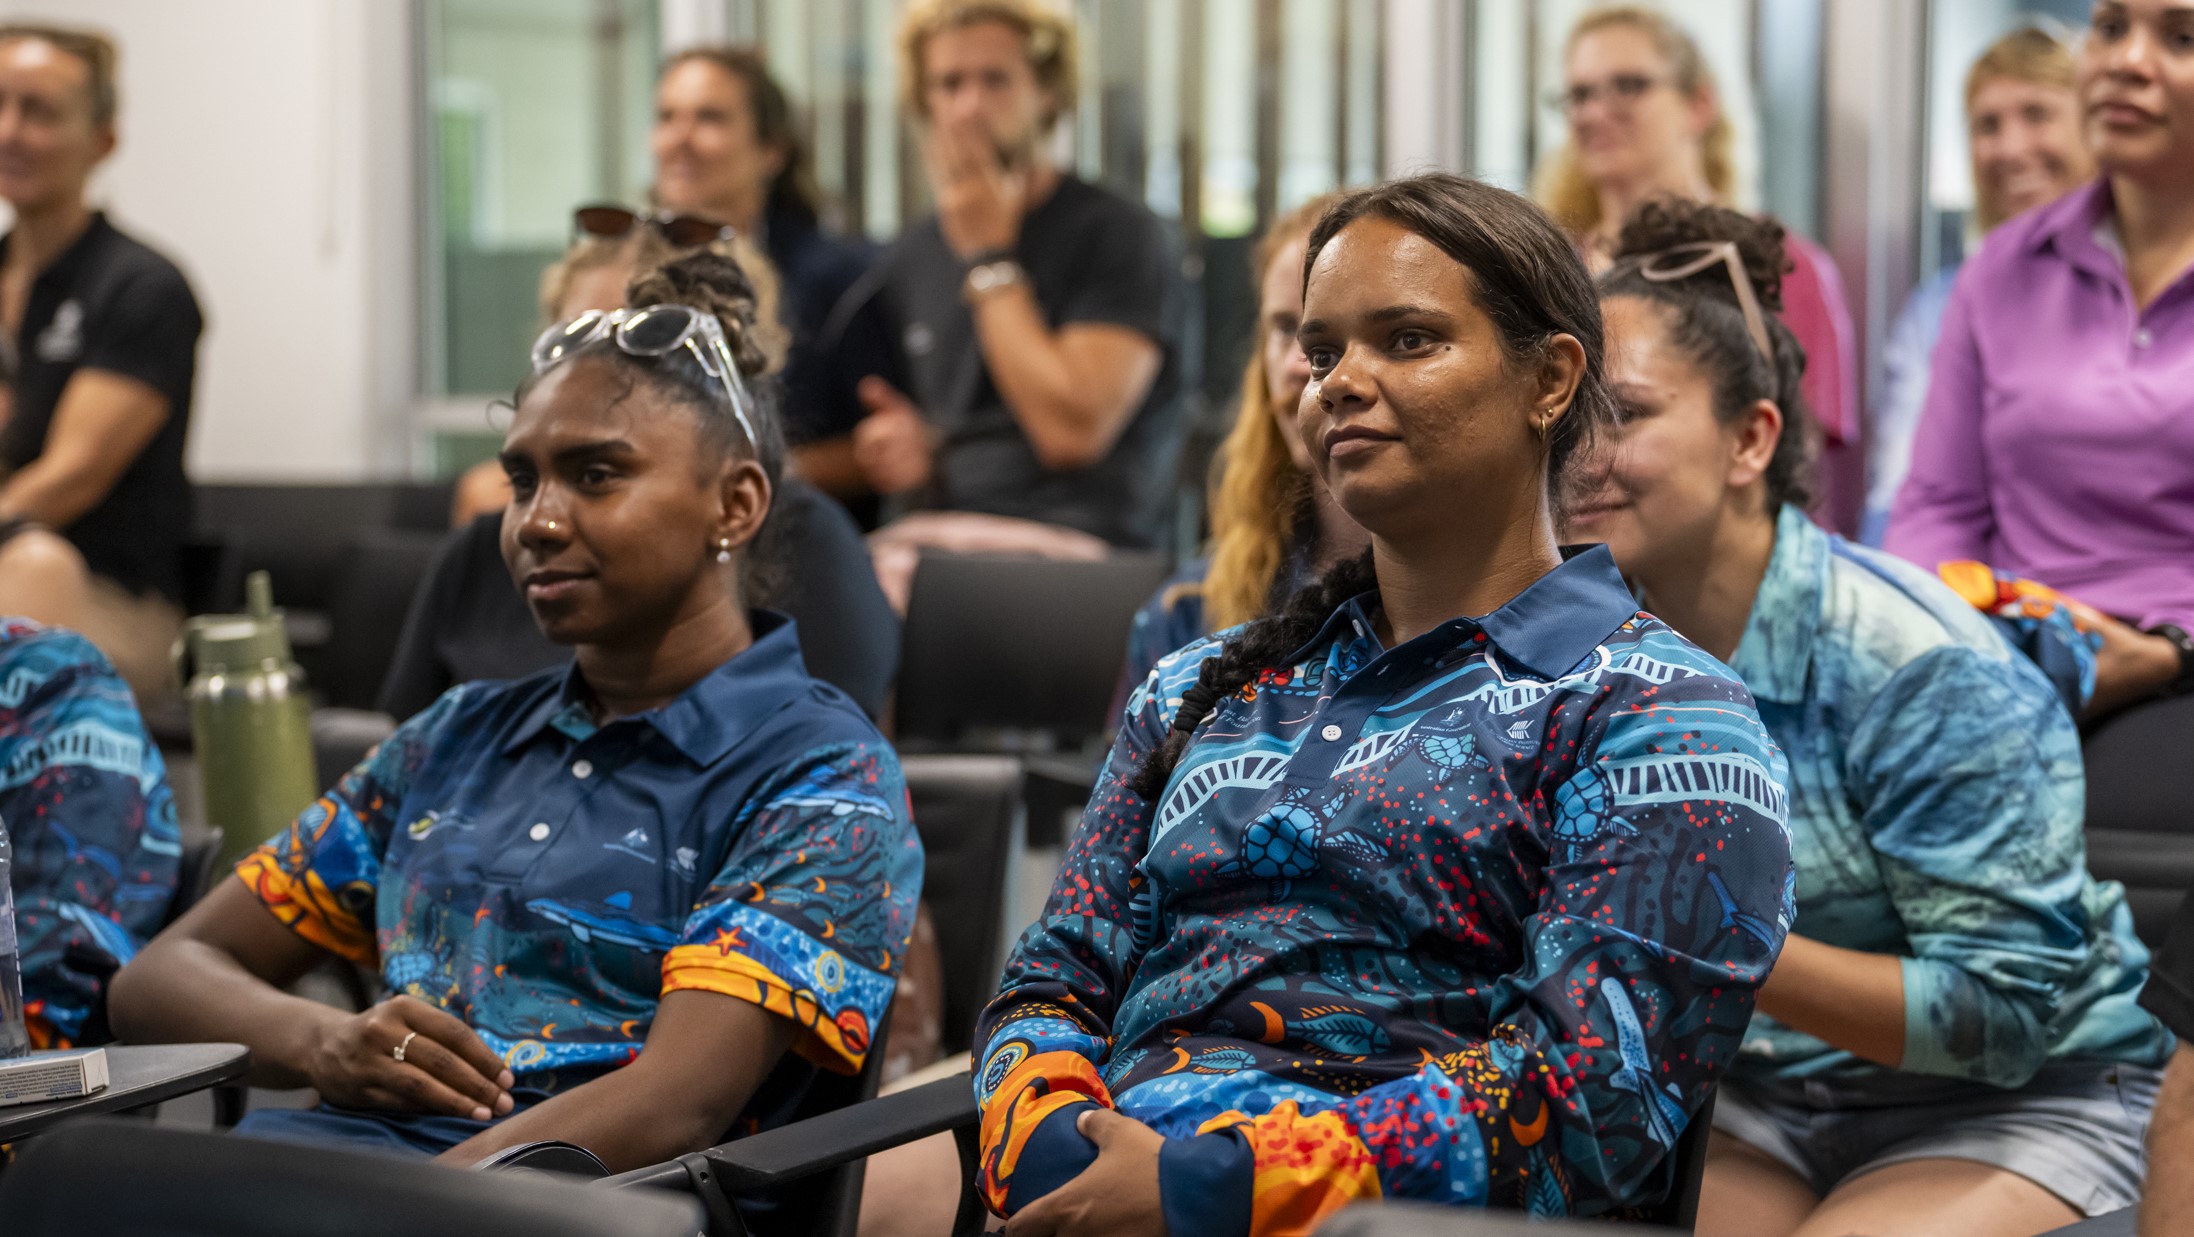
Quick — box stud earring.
[715,538,733,564]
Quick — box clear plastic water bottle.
[0,812,28,1058]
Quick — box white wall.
[0,0,415,480]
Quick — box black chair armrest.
[700,1072,977,1191]
[479,1140,612,1177]
[602,1073,985,1237]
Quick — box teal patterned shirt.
[1728,505,2171,1085]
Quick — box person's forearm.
[438,1060,731,1171]
[1753,933,1905,1068]
[2140,1046,2194,1237]
[788,437,870,500]
[969,287,1115,469]
[0,455,121,529]
[108,938,345,1088]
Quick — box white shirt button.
[2136,328,2155,348]
[571,759,593,779]
[1321,724,1343,741]
[528,822,550,842]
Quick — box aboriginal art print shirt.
[1728,505,2170,1086]
[975,547,1795,1235]
[239,614,921,1120]
[0,619,179,1046]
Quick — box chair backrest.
[166,824,227,926]
[903,754,1025,1054]
[896,551,1172,747]
[320,529,445,711]
[0,1118,703,1237]
[2081,694,2194,949]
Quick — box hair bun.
[624,249,776,378]
[1609,197,1791,313]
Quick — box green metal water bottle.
[176,572,318,870]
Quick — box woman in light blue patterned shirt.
[1565,199,2170,1237]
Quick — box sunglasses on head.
[530,304,760,448]
[571,204,735,250]
[1632,240,1775,367]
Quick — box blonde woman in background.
[1862,26,2091,543]
[1117,193,1368,692]
[1537,5,1861,533]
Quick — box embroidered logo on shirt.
[35,300,83,363]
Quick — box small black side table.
[0,1043,250,1143]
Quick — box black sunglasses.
[571,204,734,250]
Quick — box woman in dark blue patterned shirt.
[110,252,921,1184]
[972,174,1794,1236]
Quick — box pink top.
[1885,180,2194,629]
[1781,233,1863,535]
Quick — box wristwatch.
[2147,623,2194,696]
[962,255,1026,303]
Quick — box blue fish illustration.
[1191,1047,1257,1074]
[55,902,138,966]
[770,766,896,819]
[1706,870,1779,950]
[1600,978,1686,1148]
[526,896,679,951]
[1292,1007,1391,1058]
[1550,768,1637,862]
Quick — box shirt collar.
[1729,505,1828,704]
[502,610,814,765]
[2026,179,2123,283]
[1291,544,1640,680]
[0,211,114,284]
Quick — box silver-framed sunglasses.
[530,304,759,447]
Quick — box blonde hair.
[0,23,118,127]
[1965,26,2082,231]
[537,226,789,374]
[896,0,1079,132]
[1200,193,1345,632]
[1533,6,1734,237]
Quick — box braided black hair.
[1129,550,1378,801]
[1132,173,1615,800]
[1597,198,1817,510]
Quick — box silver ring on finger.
[392,1030,420,1063]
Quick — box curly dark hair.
[1598,198,1817,511]
[1132,173,1613,800]
[515,248,790,604]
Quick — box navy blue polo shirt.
[239,612,920,1094]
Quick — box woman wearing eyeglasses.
[1537,5,1863,536]
[1564,198,2167,1237]
[110,250,922,1203]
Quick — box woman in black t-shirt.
[0,25,202,706]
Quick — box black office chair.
[2081,694,2194,948]
[0,1118,702,1237]
[320,529,444,712]
[900,753,1023,1054]
[168,824,228,924]
[1317,1203,1681,1235]
[895,550,1172,749]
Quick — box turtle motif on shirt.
[1549,767,1637,862]
[1411,702,1494,784]
[1229,785,1383,896]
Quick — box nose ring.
[544,519,559,531]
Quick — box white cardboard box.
[0,1047,110,1106]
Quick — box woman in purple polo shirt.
[1887,0,2194,724]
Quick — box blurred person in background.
[818,0,1185,563]
[1117,192,1366,695]
[0,24,201,708]
[1864,26,2092,544]
[1537,5,1861,535]
[651,46,874,488]
[1887,0,2194,727]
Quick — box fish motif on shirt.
[1601,977,1686,1149]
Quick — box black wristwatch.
[2147,623,2194,697]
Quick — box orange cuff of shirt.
[1197,1102,1383,1237]
[661,944,874,1076]
[976,1048,1115,1215]
[235,849,377,964]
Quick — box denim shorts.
[1712,1060,2161,1216]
